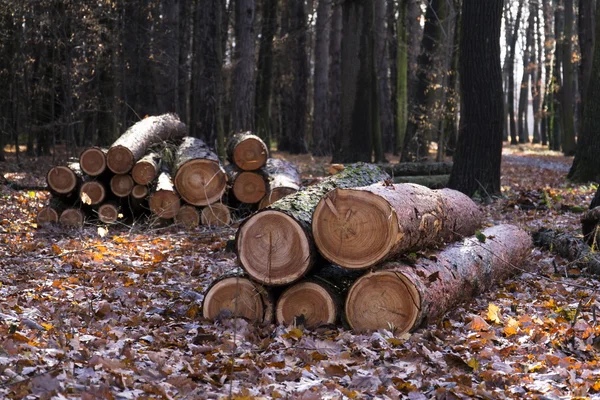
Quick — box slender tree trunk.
[387,0,398,152]
[541,0,553,146]
[232,0,256,133]
[374,0,393,160]
[518,6,534,144]
[578,0,595,115]
[448,0,503,197]
[532,5,543,144]
[328,2,342,158]
[508,0,524,145]
[561,0,576,155]
[312,0,332,155]
[444,0,461,157]
[396,0,408,156]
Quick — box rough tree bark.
[312,0,332,155]
[518,7,534,144]
[232,0,256,133]
[448,0,503,197]
[507,0,524,145]
[226,132,268,171]
[561,0,576,156]
[258,158,302,209]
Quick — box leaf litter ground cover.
[2,144,600,399]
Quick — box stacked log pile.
[204,165,533,334]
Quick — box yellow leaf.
[51,244,62,255]
[288,328,303,339]
[467,358,480,371]
[593,380,600,391]
[504,317,519,337]
[387,337,405,346]
[467,315,491,331]
[487,303,502,324]
[41,323,53,331]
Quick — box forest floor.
[1,144,600,399]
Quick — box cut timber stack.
[227,132,269,171]
[259,158,302,209]
[37,114,233,228]
[235,163,390,286]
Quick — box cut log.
[107,114,186,174]
[148,170,181,219]
[345,225,532,333]
[202,273,274,324]
[131,152,161,185]
[380,161,453,177]
[312,183,483,269]
[236,163,389,286]
[174,136,227,206]
[46,162,83,196]
[393,174,449,189]
[129,185,149,217]
[201,203,232,227]
[110,174,134,197]
[59,208,85,227]
[79,181,106,206]
[226,132,269,171]
[581,207,600,246]
[275,265,362,328]
[258,158,302,209]
[37,197,68,226]
[533,228,600,275]
[98,202,120,224]
[79,147,107,176]
[230,169,268,204]
[131,184,149,200]
[175,204,200,227]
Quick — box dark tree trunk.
[374,0,393,159]
[328,3,342,158]
[448,0,503,197]
[254,0,278,149]
[232,0,256,133]
[578,0,595,114]
[541,0,553,146]
[332,0,374,163]
[532,5,543,144]
[387,0,398,153]
[550,0,564,152]
[312,0,332,156]
[568,5,600,182]
[396,0,408,156]
[518,6,534,144]
[508,0,524,146]
[279,0,309,154]
[561,0,576,156]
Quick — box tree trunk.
[254,0,278,148]
[202,273,275,324]
[236,163,389,286]
[328,3,342,155]
[396,0,408,156]
[561,0,577,156]
[581,207,600,246]
[131,152,162,186]
[312,183,483,269]
[232,0,256,133]
[533,228,600,275]
[79,147,108,177]
[226,132,269,171]
[578,0,595,115]
[173,137,227,206]
[332,0,374,163]
[381,161,453,176]
[258,158,302,209]
[278,0,309,154]
[149,169,181,219]
[448,0,503,197]
[532,6,543,144]
[345,224,532,333]
[374,0,393,161]
[393,174,449,189]
[518,7,534,144]
[107,114,186,174]
[568,3,600,182]
[312,0,332,156]
[508,0,524,145]
[550,0,564,152]
[541,0,553,146]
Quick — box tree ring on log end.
[132,163,156,185]
[233,172,267,204]
[174,160,227,206]
[233,138,268,171]
[131,184,149,199]
[111,174,134,197]
[79,148,106,176]
[149,191,181,219]
[37,207,59,225]
[276,282,336,327]
[80,182,105,205]
[202,277,266,322]
[345,271,420,333]
[201,203,231,227]
[237,211,311,285]
[107,146,135,174]
[175,205,200,227]
[47,166,77,194]
[98,204,119,224]
[312,189,399,269]
[59,209,84,227]
[259,188,298,209]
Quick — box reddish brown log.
[98,202,120,224]
[46,162,83,196]
[258,158,302,209]
[79,181,106,206]
[59,208,85,227]
[174,137,227,206]
[312,183,483,269]
[131,152,161,185]
[107,114,186,174]
[110,174,134,197]
[201,203,232,227]
[175,204,201,227]
[149,170,181,219]
[37,198,67,226]
[79,147,108,176]
[202,274,275,324]
[229,169,268,204]
[226,132,269,171]
[345,225,532,333]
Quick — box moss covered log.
[380,161,453,176]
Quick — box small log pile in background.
[37,114,301,229]
[203,164,533,334]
